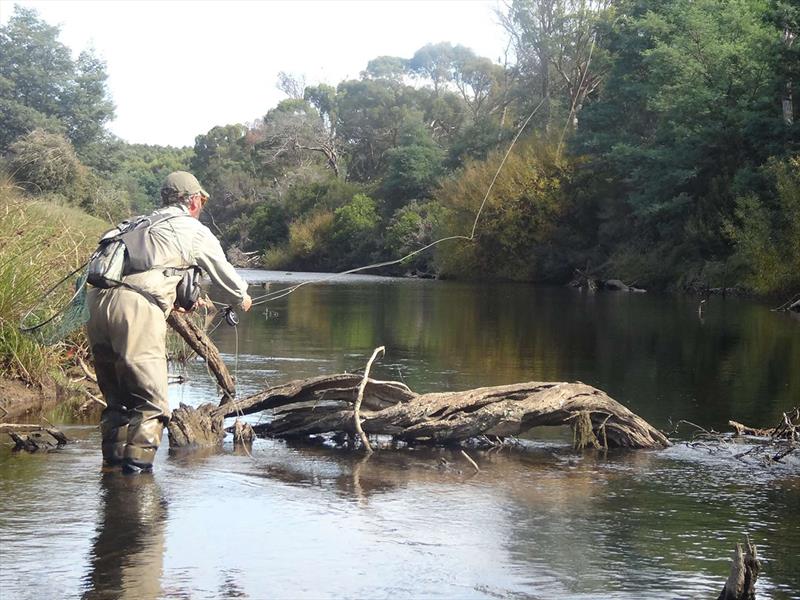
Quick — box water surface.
[1,273,798,599]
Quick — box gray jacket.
[120,204,248,315]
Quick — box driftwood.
[718,536,760,600]
[1,423,68,451]
[232,418,255,446]
[773,293,800,312]
[167,311,236,403]
[168,373,670,449]
[167,402,225,447]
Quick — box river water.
[1,272,799,599]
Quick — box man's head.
[160,171,209,218]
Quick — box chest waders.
[86,212,199,472]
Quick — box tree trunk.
[718,536,759,600]
[168,373,670,450]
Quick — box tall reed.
[0,177,105,384]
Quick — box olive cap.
[160,171,210,203]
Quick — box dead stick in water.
[83,388,107,408]
[77,356,97,383]
[461,449,480,473]
[355,346,385,454]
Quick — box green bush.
[725,156,800,295]
[385,201,445,274]
[7,129,83,194]
[329,193,382,269]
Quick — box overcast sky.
[2,0,510,147]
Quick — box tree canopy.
[2,1,798,294]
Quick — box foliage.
[382,120,445,211]
[280,210,335,270]
[435,139,570,280]
[330,193,382,270]
[0,180,105,383]
[7,130,84,194]
[725,156,800,295]
[574,0,798,289]
[385,201,446,274]
[0,6,114,155]
[3,2,798,295]
[249,201,291,254]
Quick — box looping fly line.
[248,99,544,308]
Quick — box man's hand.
[240,293,252,312]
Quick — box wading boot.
[122,457,153,474]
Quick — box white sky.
[1,0,510,148]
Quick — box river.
[1,271,799,599]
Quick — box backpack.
[87,213,180,289]
[87,213,203,310]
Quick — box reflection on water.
[1,431,798,599]
[2,274,799,599]
[83,473,166,600]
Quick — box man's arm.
[192,228,252,311]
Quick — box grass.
[0,177,106,386]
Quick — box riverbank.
[0,184,106,420]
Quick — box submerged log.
[168,374,670,449]
[3,425,68,451]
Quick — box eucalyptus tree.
[501,0,612,132]
[0,6,114,155]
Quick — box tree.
[382,119,444,211]
[362,56,408,81]
[0,6,114,155]
[330,193,382,269]
[573,0,796,288]
[385,201,445,274]
[256,98,340,177]
[725,155,800,294]
[502,0,611,131]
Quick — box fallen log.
[167,311,236,403]
[168,374,670,450]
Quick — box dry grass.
[0,176,106,384]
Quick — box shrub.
[433,139,570,280]
[725,156,800,295]
[7,129,83,194]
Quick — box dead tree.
[167,373,670,450]
[718,536,760,600]
[164,318,668,451]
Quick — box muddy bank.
[0,376,102,422]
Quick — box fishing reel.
[223,305,239,327]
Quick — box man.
[86,171,252,473]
